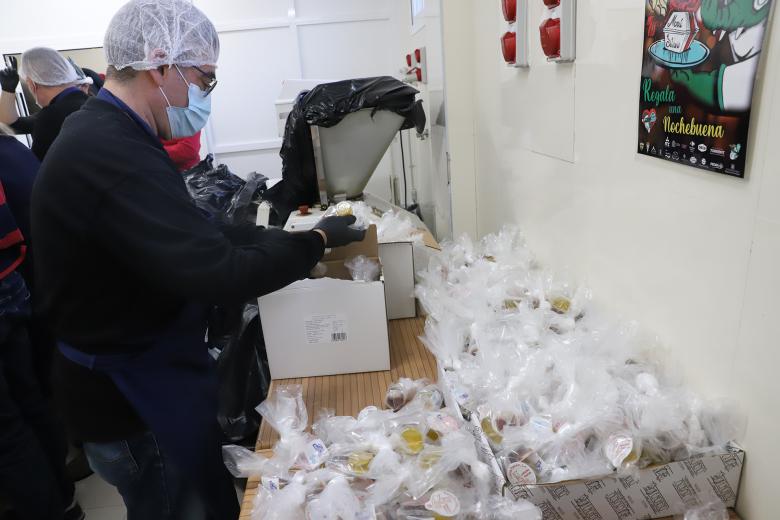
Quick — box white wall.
[441,0,478,239]
[0,0,405,201]
[391,0,454,239]
[448,0,780,517]
[197,0,406,198]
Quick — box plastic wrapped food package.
[252,473,307,520]
[222,444,270,478]
[323,201,425,245]
[345,255,381,282]
[227,383,541,519]
[253,385,329,475]
[385,378,429,411]
[416,226,746,485]
[304,476,363,520]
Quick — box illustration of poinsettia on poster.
[637,0,773,178]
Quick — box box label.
[305,314,348,344]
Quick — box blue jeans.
[84,432,211,520]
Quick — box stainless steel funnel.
[311,108,405,204]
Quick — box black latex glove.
[0,57,19,93]
[313,215,366,248]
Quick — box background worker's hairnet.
[104,0,220,71]
[19,47,93,86]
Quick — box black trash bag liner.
[183,154,268,225]
[264,77,426,220]
[211,302,271,443]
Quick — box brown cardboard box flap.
[421,229,441,250]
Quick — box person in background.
[81,67,105,96]
[32,0,365,518]
[162,130,202,172]
[0,123,84,520]
[0,48,92,161]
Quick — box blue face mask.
[159,66,211,138]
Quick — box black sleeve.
[93,172,325,304]
[219,222,270,247]
[9,114,36,135]
[29,108,61,161]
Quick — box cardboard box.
[259,226,390,379]
[281,204,441,320]
[506,445,744,520]
[438,363,745,520]
[379,241,416,320]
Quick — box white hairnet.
[104,0,219,71]
[19,47,91,86]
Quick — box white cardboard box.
[259,226,390,379]
[281,202,441,320]
[379,241,416,320]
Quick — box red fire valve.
[540,17,561,58]
[501,32,517,64]
[502,0,517,22]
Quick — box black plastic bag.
[264,77,426,218]
[211,302,270,442]
[183,154,268,225]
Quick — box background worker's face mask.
[159,65,211,138]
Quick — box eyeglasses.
[192,65,218,95]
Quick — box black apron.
[58,304,239,519]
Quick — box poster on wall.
[637,0,773,178]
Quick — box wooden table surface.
[239,317,435,518]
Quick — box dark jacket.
[10,88,88,161]
[32,96,325,441]
[0,136,37,285]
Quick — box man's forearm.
[0,91,19,126]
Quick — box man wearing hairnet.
[0,48,92,161]
[31,0,364,518]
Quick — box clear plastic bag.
[256,385,308,435]
[222,444,269,478]
[345,255,381,282]
[478,495,542,520]
[323,201,424,245]
[255,386,328,474]
[415,225,746,486]
[683,501,729,520]
[252,473,307,520]
[385,378,429,411]
[304,476,362,520]
[406,430,491,500]
[376,209,424,245]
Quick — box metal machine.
[266,77,425,231]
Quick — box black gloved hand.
[0,57,19,93]
[313,215,366,248]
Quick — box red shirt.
[161,131,202,172]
